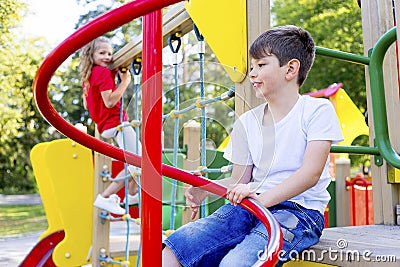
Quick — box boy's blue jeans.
[164,200,324,267]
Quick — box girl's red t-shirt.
[85,65,128,134]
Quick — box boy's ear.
[285,59,300,81]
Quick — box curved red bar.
[32,0,282,265]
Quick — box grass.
[0,204,48,236]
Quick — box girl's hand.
[226,183,256,205]
[185,185,208,220]
[118,69,131,85]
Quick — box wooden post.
[393,0,400,220]
[234,0,270,115]
[92,130,111,266]
[335,157,351,227]
[182,120,201,224]
[361,0,400,224]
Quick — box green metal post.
[368,27,400,169]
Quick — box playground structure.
[25,0,400,266]
[305,82,373,227]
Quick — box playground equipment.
[23,139,93,266]
[29,0,282,266]
[26,0,400,266]
[306,83,369,149]
[347,174,374,226]
[292,1,400,265]
[305,82,372,228]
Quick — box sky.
[22,0,81,46]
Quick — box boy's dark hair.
[249,25,315,86]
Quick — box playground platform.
[297,224,400,266]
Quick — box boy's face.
[93,42,113,67]
[249,54,287,99]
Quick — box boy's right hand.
[185,185,208,220]
[226,183,256,206]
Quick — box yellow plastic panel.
[185,0,247,82]
[388,167,400,183]
[43,139,94,267]
[329,88,369,147]
[395,169,400,183]
[217,135,230,151]
[30,143,64,239]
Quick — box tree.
[272,0,365,110]
[0,0,53,193]
[272,0,368,170]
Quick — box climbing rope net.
[96,26,236,266]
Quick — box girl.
[79,36,141,215]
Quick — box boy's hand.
[185,181,208,220]
[226,183,256,205]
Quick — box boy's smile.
[249,55,287,99]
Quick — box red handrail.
[32,0,282,265]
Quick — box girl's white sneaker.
[94,194,126,215]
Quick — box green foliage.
[76,0,142,48]
[272,0,366,111]
[0,0,25,36]
[0,0,54,193]
[0,37,52,193]
[272,0,369,169]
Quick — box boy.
[162,25,343,267]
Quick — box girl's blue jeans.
[164,200,325,267]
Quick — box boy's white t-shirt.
[224,95,343,214]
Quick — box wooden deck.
[108,223,400,266]
[108,221,166,258]
[109,221,141,258]
[298,225,400,266]
[110,235,141,258]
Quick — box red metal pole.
[142,9,163,266]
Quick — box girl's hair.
[249,25,315,87]
[79,36,111,96]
